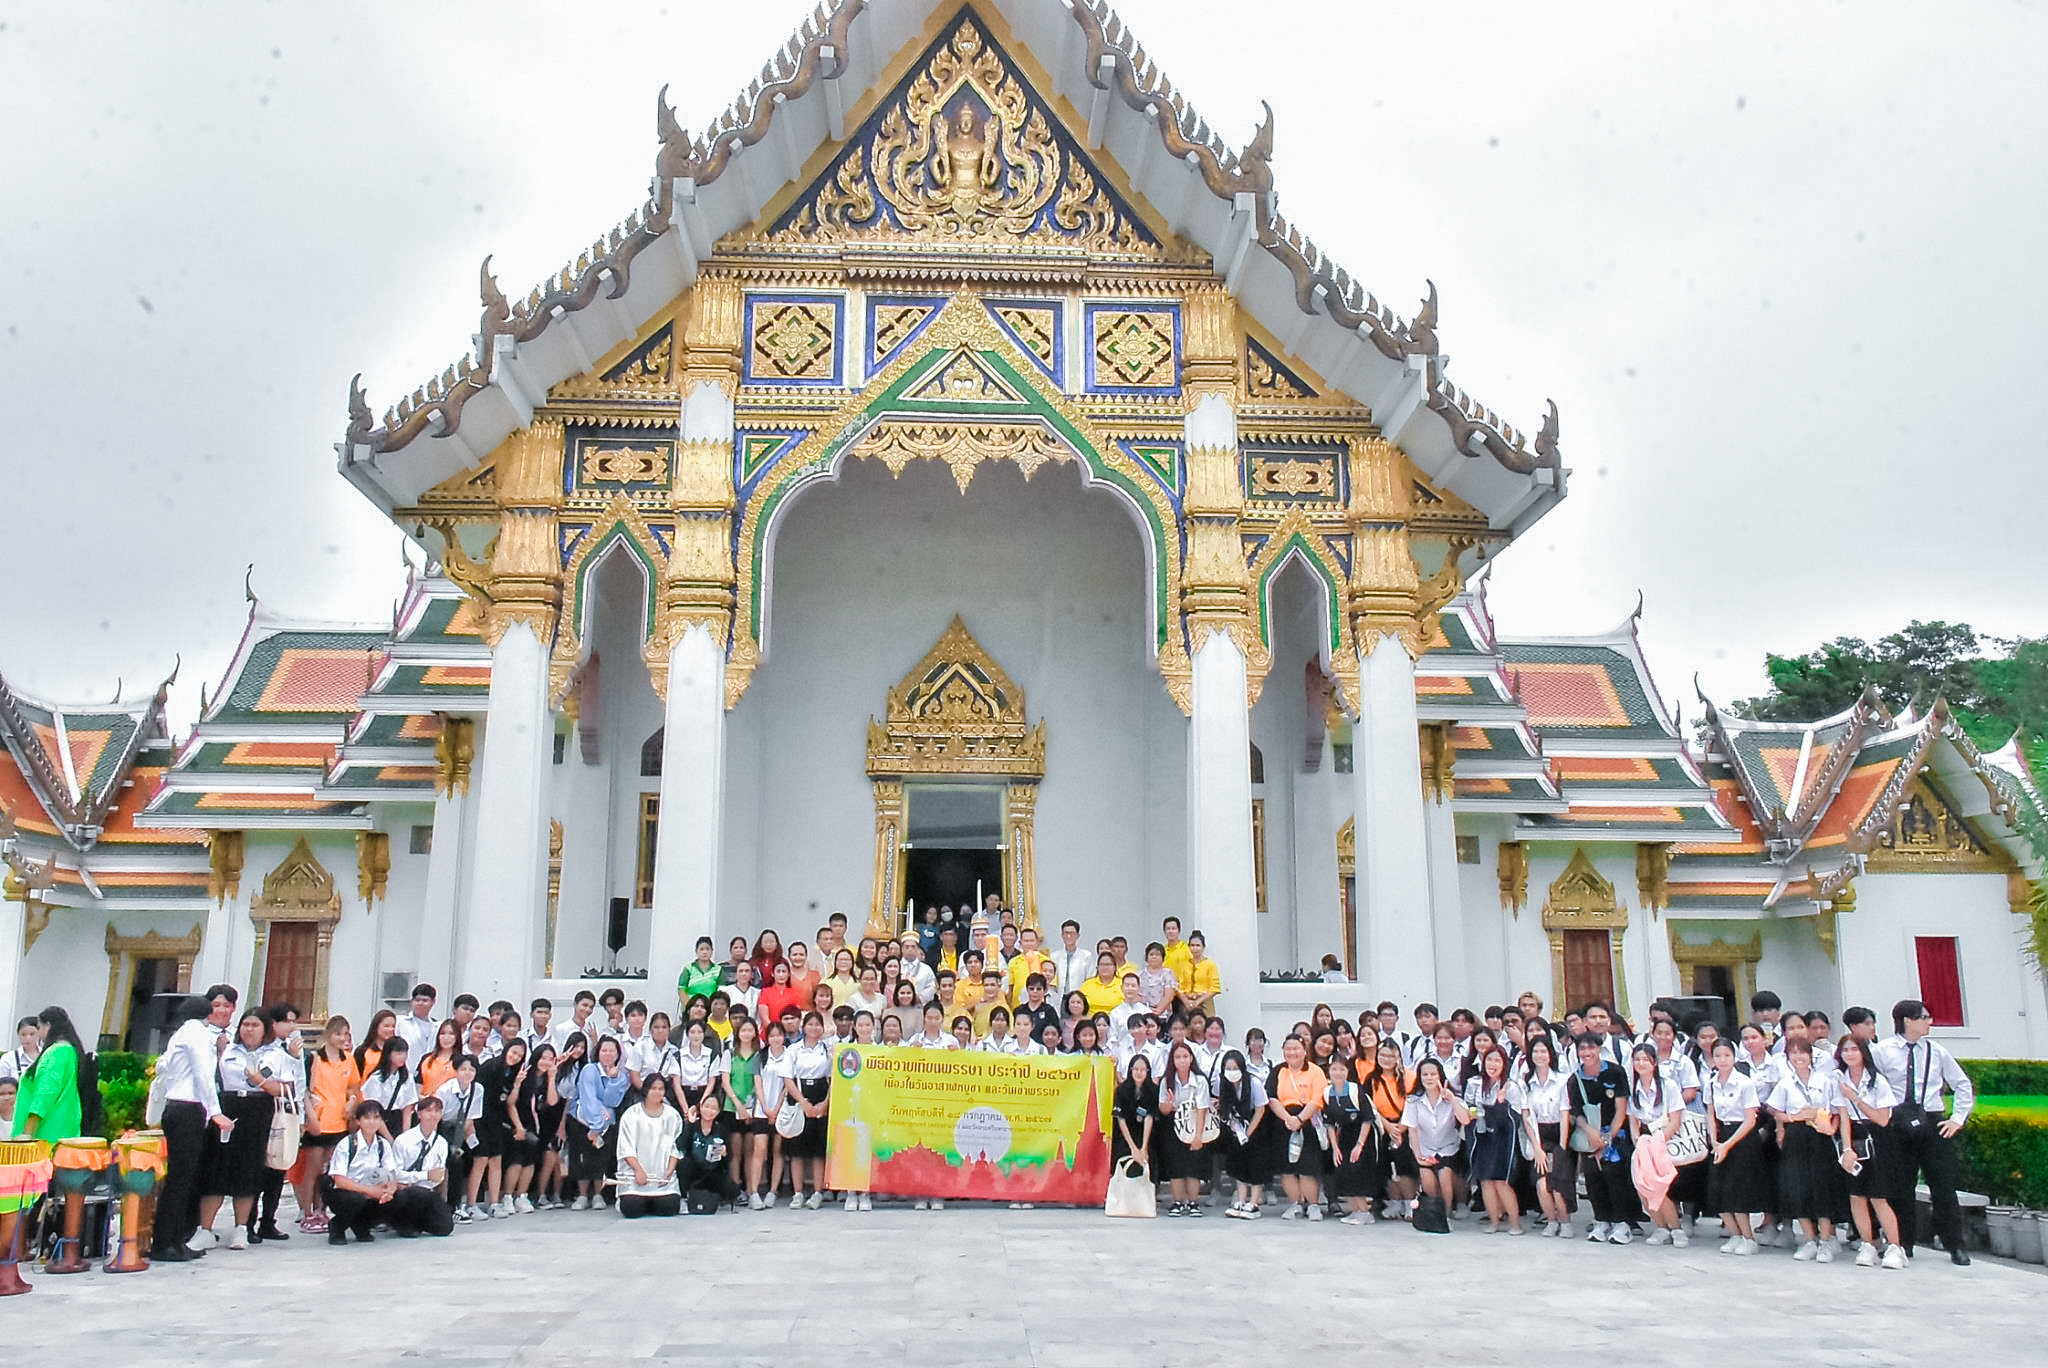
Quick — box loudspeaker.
[607,897,630,953]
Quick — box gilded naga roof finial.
[1405,280,1440,357]
[480,255,512,335]
[346,373,374,444]
[1238,101,1276,196]
[1535,399,1561,465]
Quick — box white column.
[413,789,468,995]
[1187,631,1261,1028]
[1423,789,1467,1007]
[648,622,725,1012]
[1353,633,1436,1008]
[195,884,240,991]
[456,621,553,1002]
[0,897,24,1025]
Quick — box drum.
[107,1131,166,1274]
[48,1137,113,1274]
[0,1138,54,1297]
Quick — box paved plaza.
[10,1202,2044,1367]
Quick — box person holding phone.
[1567,1032,1635,1245]
[1830,1036,1905,1268]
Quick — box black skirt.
[1273,1107,1324,1178]
[1466,1102,1519,1184]
[199,1090,274,1198]
[1220,1114,1272,1187]
[566,1116,616,1183]
[1157,1123,1205,1181]
[785,1077,829,1159]
[1326,1116,1375,1198]
[1707,1124,1769,1214]
[1845,1121,1901,1200]
[1776,1122,1850,1224]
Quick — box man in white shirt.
[898,936,937,1003]
[0,1017,40,1082]
[393,985,441,1063]
[153,985,237,1261]
[1874,998,1976,1265]
[1053,919,1093,1005]
[523,998,563,1056]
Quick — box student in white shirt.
[359,1039,420,1133]
[393,986,441,1064]
[0,1017,39,1083]
[614,1077,686,1218]
[434,1056,484,1222]
[783,1015,836,1210]
[1873,997,1976,1264]
[1767,1038,1847,1263]
[673,1019,727,1112]
[1830,1035,1905,1268]
[1517,1036,1575,1237]
[153,987,236,1261]
[1626,1044,1691,1247]
[1704,1038,1765,1254]
[391,1097,459,1237]
[253,1003,307,1243]
[898,936,937,1003]
[907,1003,957,1049]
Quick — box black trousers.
[154,1101,208,1254]
[618,1194,681,1218]
[1888,1121,1964,1255]
[258,1166,286,1229]
[322,1182,453,1238]
[677,1156,742,1205]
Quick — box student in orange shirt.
[300,1016,361,1234]
[784,942,821,1006]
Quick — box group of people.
[5,900,1981,1272]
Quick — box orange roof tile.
[223,741,339,769]
[1416,675,1474,696]
[1806,759,1902,848]
[1552,756,1657,782]
[254,648,375,713]
[1508,662,1631,728]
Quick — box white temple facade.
[5,0,2044,1057]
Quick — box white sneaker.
[1720,1235,1741,1253]
[846,1193,861,1216]
[790,1191,806,1210]
[515,1196,535,1214]
[860,1193,873,1211]
[1244,1202,1261,1219]
[1558,1223,1576,1240]
[749,1193,767,1211]
[912,1198,928,1211]
[1881,1245,1908,1270]
[186,1228,215,1253]
[1855,1244,1879,1268]
[1588,1222,1610,1243]
[929,1199,944,1210]
[1671,1227,1690,1248]
[495,1199,513,1219]
[1734,1237,1759,1256]
[1647,1227,1673,1246]
[228,1225,248,1250]
[1307,1204,1324,1222]
[1281,1203,1302,1220]
[1609,1228,1632,1246]
[806,1191,823,1210]
[569,1196,589,1211]
[1793,1239,1819,1261]
[1815,1242,1836,1264]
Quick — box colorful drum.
[48,1137,113,1275]
[0,1138,54,1296]
[107,1130,166,1274]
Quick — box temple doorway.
[904,784,1006,917]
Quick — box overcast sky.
[4,0,2043,729]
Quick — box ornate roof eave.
[1850,699,2035,869]
[1698,682,1891,855]
[0,668,173,850]
[337,0,1562,537]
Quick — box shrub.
[96,1051,155,1136]
[1958,1059,2048,1097]
[1956,1109,2048,1208]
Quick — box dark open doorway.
[906,847,1002,916]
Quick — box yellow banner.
[823,1045,1115,1203]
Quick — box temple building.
[4,0,2044,1055]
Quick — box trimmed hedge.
[1959,1059,2048,1097]
[1957,1108,2048,1209]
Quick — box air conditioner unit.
[381,972,415,1009]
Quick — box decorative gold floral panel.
[744,295,843,386]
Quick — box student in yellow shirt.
[954,952,988,1011]
[970,971,1008,1038]
[1161,915,1194,993]
[1107,937,1140,982]
[935,927,961,975]
[1005,926,1054,1007]
[1182,931,1222,1016]
[1079,950,1126,1016]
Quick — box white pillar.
[195,885,239,991]
[0,897,24,1025]
[1424,789,1467,1007]
[1187,631,1261,1029]
[1353,633,1436,1008]
[648,622,725,1012]
[414,789,468,996]
[457,621,553,1002]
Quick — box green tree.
[1734,621,1986,725]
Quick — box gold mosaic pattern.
[1092,310,1177,389]
[748,299,838,382]
[871,303,935,369]
[993,304,1058,373]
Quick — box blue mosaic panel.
[1085,303,1180,396]
[743,293,845,387]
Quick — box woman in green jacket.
[14,1007,87,1143]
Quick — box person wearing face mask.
[1212,1049,1268,1219]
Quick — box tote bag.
[266,1091,302,1170]
[1105,1158,1156,1219]
[1665,1112,1710,1167]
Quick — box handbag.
[1105,1157,1156,1219]
[266,1092,302,1170]
[1664,1112,1710,1167]
[1412,1191,1450,1234]
[1839,1119,1876,1169]
[685,1187,722,1215]
[774,1100,807,1139]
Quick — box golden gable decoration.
[867,616,1045,779]
[259,836,344,920]
[1866,779,2012,872]
[773,15,1155,256]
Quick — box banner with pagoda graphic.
[823,1045,1114,1204]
